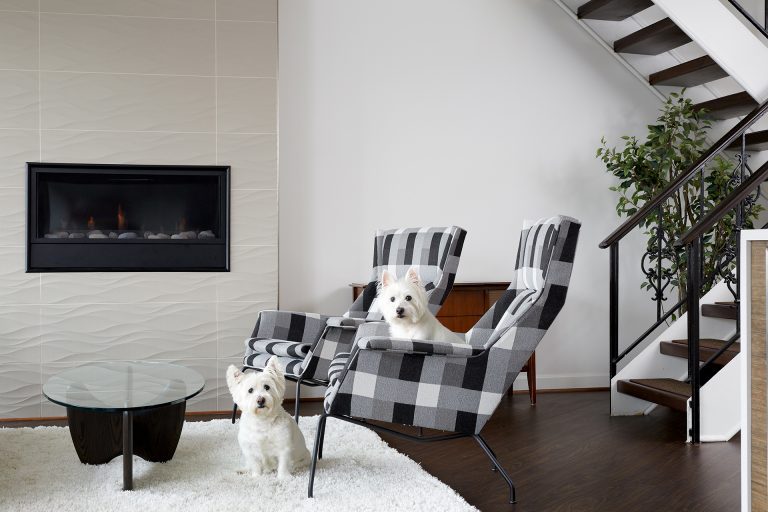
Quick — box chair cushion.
[247,338,311,358]
[243,353,304,377]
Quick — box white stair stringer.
[653,0,768,102]
[690,352,742,442]
[611,280,737,425]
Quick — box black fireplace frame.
[26,162,231,273]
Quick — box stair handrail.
[676,159,768,247]
[726,0,768,39]
[599,99,768,249]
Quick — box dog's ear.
[265,355,284,377]
[406,266,421,285]
[265,355,286,400]
[380,270,395,287]
[226,365,244,390]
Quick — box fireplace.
[27,163,230,272]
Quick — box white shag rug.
[0,416,476,512]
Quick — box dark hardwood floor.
[1,391,739,512]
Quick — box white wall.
[278,0,663,393]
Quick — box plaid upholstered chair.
[232,226,467,423]
[309,216,580,504]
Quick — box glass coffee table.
[43,361,204,490]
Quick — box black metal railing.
[727,0,768,39]
[675,160,768,442]
[600,97,768,443]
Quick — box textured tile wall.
[0,0,278,418]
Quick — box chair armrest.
[357,336,484,357]
[251,310,329,344]
[326,316,372,329]
[353,321,391,341]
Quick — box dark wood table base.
[66,402,186,490]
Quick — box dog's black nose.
[396,307,405,315]
[256,397,266,407]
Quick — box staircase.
[559,0,768,442]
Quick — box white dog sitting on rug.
[379,266,466,344]
[226,356,310,478]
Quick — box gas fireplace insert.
[27,163,230,272]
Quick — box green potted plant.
[597,92,761,309]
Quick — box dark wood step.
[701,301,738,320]
[649,56,728,87]
[694,92,758,120]
[577,0,653,21]
[617,378,691,411]
[659,338,740,365]
[614,18,691,55]
[727,130,768,152]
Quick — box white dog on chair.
[226,356,310,478]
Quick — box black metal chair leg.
[318,415,326,459]
[474,434,517,504]
[308,413,327,498]
[294,378,302,424]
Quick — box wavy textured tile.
[41,272,217,305]
[42,130,215,166]
[41,14,214,75]
[0,188,25,246]
[41,72,215,132]
[0,305,40,363]
[0,0,38,11]
[41,302,218,363]
[230,189,278,245]
[0,11,37,69]
[0,70,38,129]
[0,364,41,418]
[216,20,276,77]
[217,77,276,133]
[216,0,276,22]
[0,246,39,304]
[40,0,214,19]
[217,245,277,302]
[217,301,273,358]
[0,129,39,188]
[217,134,277,189]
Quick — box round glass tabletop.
[43,361,205,412]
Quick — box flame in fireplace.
[177,217,187,232]
[117,204,125,230]
[87,216,95,230]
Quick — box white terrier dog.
[379,266,466,344]
[226,356,310,478]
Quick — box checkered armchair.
[235,226,466,422]
[310,216,580,503]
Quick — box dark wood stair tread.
[577,0,653,21]
[660,338,739,365]
[727,130,768,152]
[649,56,728,87]
[701,301,738,320]
[614,18,691,55]
[694,92,758,120]
[617,378,691,411]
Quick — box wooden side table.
[350,281,537,404]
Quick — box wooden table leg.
[508,352,537,405]
[526,352,536,405]
[123,411,133,491]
